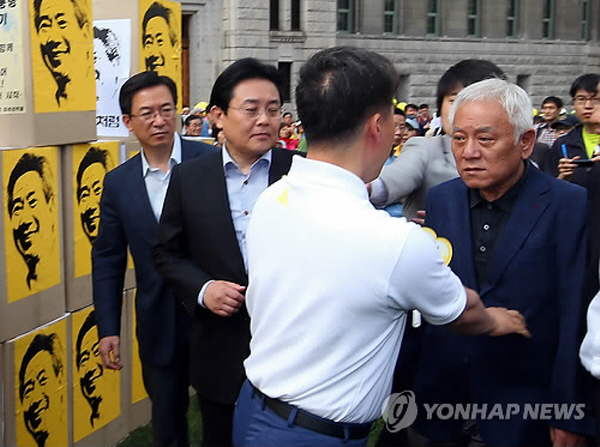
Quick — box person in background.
[184,114,203,137]
[535,96,564,146]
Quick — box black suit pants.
[141,338,191,447]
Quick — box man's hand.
[557,157,579,181]
[412,210,426,226]
[486,307,531,338]
[99,336,123,370]
[549,426,587,447]
[204,280,246,317]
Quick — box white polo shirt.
[244,156,467,424]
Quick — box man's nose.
[462,138,480,158]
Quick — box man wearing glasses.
[153,58,296,447]
[92,71,214,446]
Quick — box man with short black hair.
[536,96,564,146]
[92,71,214,446]
[233,47,528,447]
[154,57,296,447]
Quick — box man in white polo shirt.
[232,47,530,447]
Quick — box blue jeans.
[233,380,369,447]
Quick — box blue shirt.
[198,144,272,306]
[140,133,182,221]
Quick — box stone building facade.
[182,0,600,113]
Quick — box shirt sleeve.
[369,178,388,207]
[388,227,467,325]
[580,290,600,379]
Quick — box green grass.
[117,395,383,446]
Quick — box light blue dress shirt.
[198,144,272,306]
[140,133,182,222]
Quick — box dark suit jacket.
[413,166,591,446]
[153,148,296,405]
[92,138,215,367]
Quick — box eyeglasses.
[229,105,282,119]
[573,96,600,106]
[130,106,176,122]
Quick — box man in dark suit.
[411,78,591,446]
[92,71,215,446]
[153,58,296,447]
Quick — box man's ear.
[520,128,536,159]
[211,106,225,130]
[122,115,133,132]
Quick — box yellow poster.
[14,318,68,447]
[0,0,26,114]
[139,0,181,110]
[131,292,147,404]
[72,307,120,442]
[73,142,118,278]
[3,147,61,302]
[29,0,95,113]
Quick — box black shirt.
[469,161,530,287]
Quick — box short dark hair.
[209,58,282,113]
[119,71,177,115]
[541,96,563,108]
[418,103,429,110]
[76,147,113,203]
[142,1,177,46]
[296,46,399,145]
[405,103,418,111]
[282,112,293,119]
[394,108,406,117]
[34,0,89,31]
[569,74,600,98]
[19,333,63,402]
[76,311,97,369]
[184,114,202,126]
[436,59,506,114]
[8,153,54,218]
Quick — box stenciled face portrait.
[140,0,181,109]
[18,331,66,447]
[93,27,121,102]
[31,0,94,111]
[8,159,56,290]
[77,162,104,243]
[76,312,104,426]
[4,149,60,301]
[76,146,113,245]
[142,2,178,85]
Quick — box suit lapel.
[480,168,550,295]
[126,154,159,227]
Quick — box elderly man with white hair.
[410,78,592,447]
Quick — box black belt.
[252,386,372,440]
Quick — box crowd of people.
[90,48,600,447]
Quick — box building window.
[506,0,518,37]
[467,0,480,37]
[278,62,292,103]
[337,0,354,32]
[270,0,279,31]
[384,0,397,34]
[582,0,590,40]
[542,0,554,38]
[291,0,301,31]
[427,0,440,35]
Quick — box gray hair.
[449,78,533,144]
